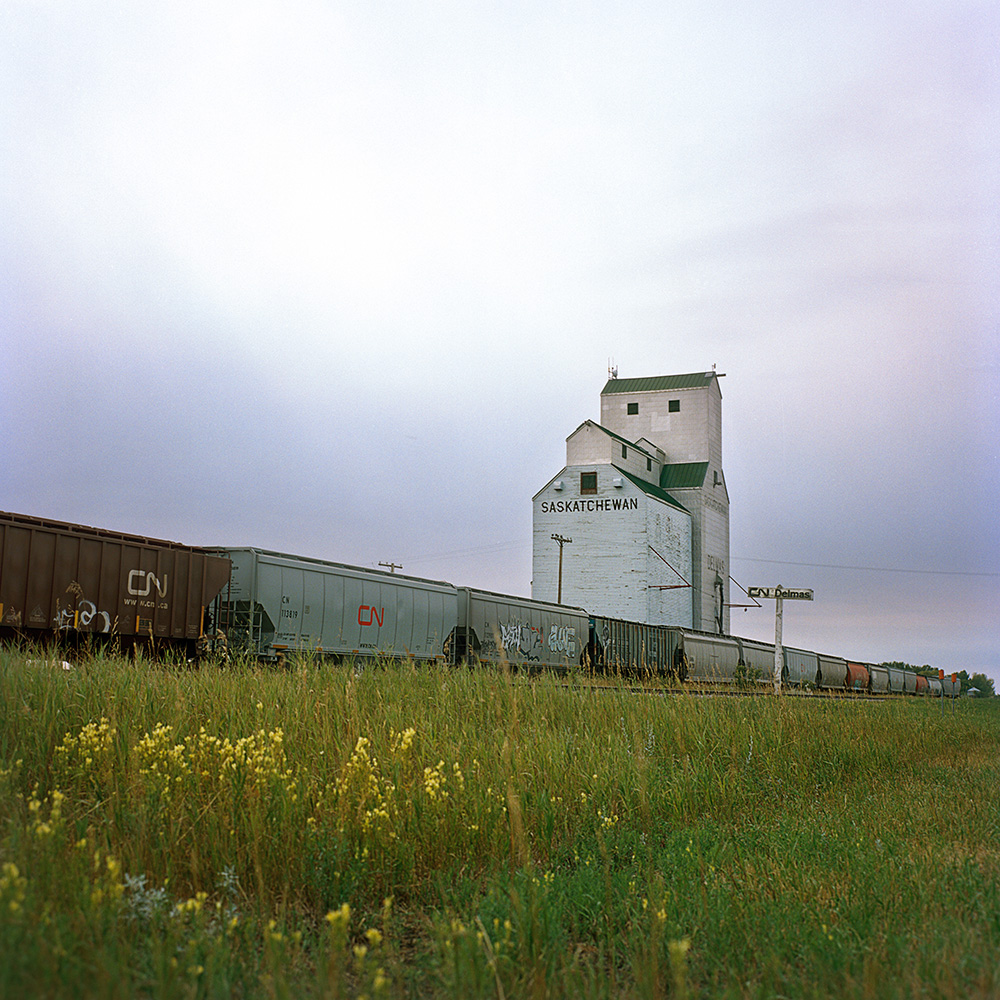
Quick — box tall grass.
[1,648,997,998]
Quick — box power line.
[397,546,997,578]
[400,540,526,566]
[732,556,999,578]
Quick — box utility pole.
[774,590,784,696]
[379,561,403,574]
[551,534,572,604]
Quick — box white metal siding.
[532,465,692,627]
[538,373,728,635]
[600,379,721,465]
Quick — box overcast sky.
[2,1,997,682]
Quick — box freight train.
[0,511,959,697]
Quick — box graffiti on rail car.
[548,624,577,654]
[484,619,578,660]
[55,598,112,633]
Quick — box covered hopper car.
[845,661,871,691]
[212,547,458,662]
[868,664,891,694]
[783,647,820,687]
[454,587,588,671]
[0,511,230,655]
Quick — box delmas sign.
[747,587,813,601]
[750,585,815,695]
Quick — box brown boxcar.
[0,511,230,649]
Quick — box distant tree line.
[881,663,995,698]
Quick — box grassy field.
[1,649,997,999]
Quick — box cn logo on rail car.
[358,605,384,627]
[127,570,168,598]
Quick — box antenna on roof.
[608,358,618,380]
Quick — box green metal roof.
[601,372,719,394]
[578,420,657,460]
[612,466,689,512]
[660,462,709,490]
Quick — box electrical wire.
[390,540,527,568]
[732,556,998,577]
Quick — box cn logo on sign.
[358,605,384,627]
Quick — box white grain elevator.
[532,370,730,633]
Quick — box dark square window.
[647,458,652,471]
[622,444,628,459]
[668,399,680,413]
[580,472,597,495]
[627,402,638,415]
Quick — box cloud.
[2,0,996,680]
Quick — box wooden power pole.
[551,534,572,604]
